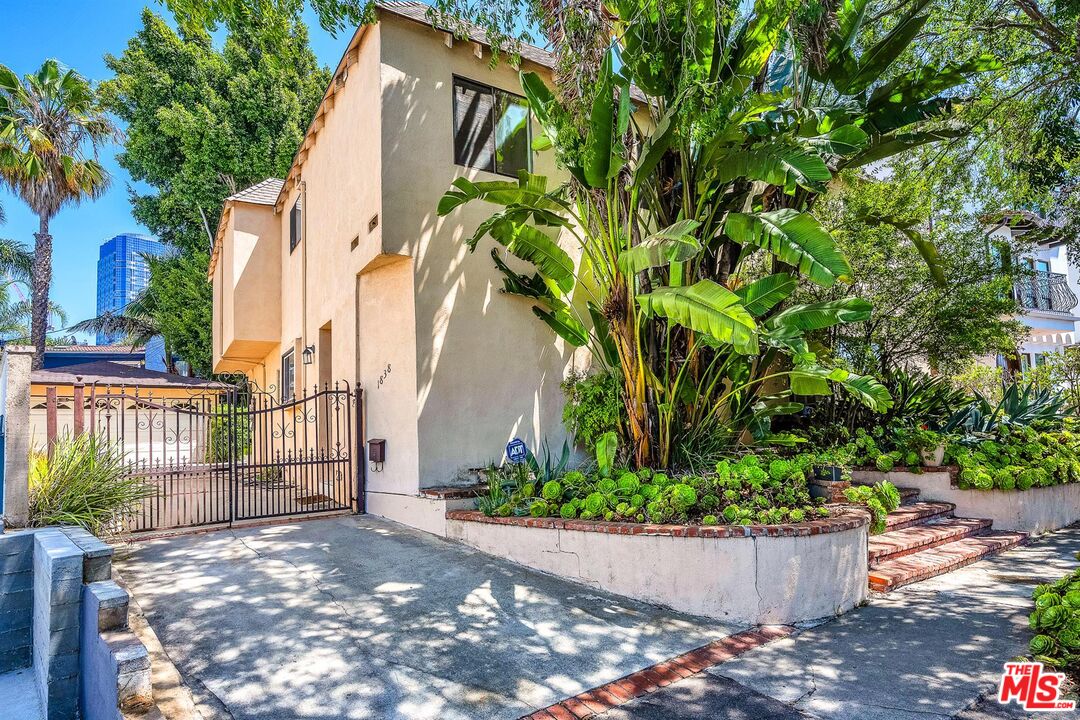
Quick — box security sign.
[506,438,529,464]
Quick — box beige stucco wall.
[211,12,594,523]
[852,469,1080,533]
[379,15,584,491]
[213,203,283,372]
[446,518,870,625]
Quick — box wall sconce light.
[302,345,315,365]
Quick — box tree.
[439,0,997,468]
[807,162,1027,376]
[69,289,174,371]
[102,9,330,373]
[0,60,115,368]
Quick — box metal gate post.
[228,387,239,526]
[355,385,366,514]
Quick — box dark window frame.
[281,349,296,401]
[289,197,302,253]
[452,75,532,178]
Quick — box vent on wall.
[350,235,360,251]
[368,214,379,233]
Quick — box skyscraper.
[95,233,167,351]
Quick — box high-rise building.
[95,233,167,365]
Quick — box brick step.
[883,501,954,532]
[868,518,993,565]
[897,487,920,504]
[868,531,1027,592]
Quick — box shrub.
[206,403,251,463]
[29,433,154,537]
[843,481,902,534]
[561,370,625,452]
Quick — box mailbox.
[368,438,386,464]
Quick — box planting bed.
[851,468,1080,533]
[445,508,869,625]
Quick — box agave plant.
[438,0,996,468]
[944,382,1074,434]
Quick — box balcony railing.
[1015,270,1079,313]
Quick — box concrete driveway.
[114,515,737,719]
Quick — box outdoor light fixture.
[302,345,315,365]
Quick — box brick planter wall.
[445,509,869,625]
[851,468,1080,533]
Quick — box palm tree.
[69,290,177,372]
[0,60,115,368]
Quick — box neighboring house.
[41,344,146,370]
[986,210,1080,373]
[95,232,169,371]
[209,2,587,527]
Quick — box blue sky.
[1,1,347,342]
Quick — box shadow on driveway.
[116,515,737,720]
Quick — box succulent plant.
[541,481,563,501]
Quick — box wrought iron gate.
[37,380,364,533]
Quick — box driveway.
[593,525,1080,720]
[114,516,738,719]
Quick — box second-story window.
[453,77,530,177]
[289,196,302,253]
[281,349,296,401]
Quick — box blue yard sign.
[506,438,529,464]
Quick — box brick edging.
[445,508,867,538]
[521,625,794,719]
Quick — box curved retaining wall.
[445,510,869,625]
[851,469,1080,534]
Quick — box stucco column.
[2,346,34,527]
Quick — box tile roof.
[226,178,285,206]
[31,361,228,389]
[47,344,142,353]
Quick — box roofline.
[208,4,560,278]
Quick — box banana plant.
[437,0,997,468]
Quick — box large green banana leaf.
[488,220,576,294]
[733,273,796,316]
[766,297,872,332]
[617,219,702,275]
[637,280,758,354]
[725,210,852,286]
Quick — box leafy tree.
[0,61,115,368]
[807,162,1026,375]
[909,0,1080,256]
[102,9,330,373]
[439,0,996,468]
[157,0,372,36]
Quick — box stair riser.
[869,537,1027,592]
[869,524,992,565]
[885,509,953,532]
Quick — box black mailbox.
[368,438,386,464]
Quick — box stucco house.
[985,211,1080,374]
[209,2,585,530]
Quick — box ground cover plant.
[1030,556,1080,683]
[478,433,828,526]
[950,425,1080,491]
[842,481,901,534]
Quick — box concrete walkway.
[114,516,738,719]
[598,525,1080,720]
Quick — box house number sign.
[377,363,391,388]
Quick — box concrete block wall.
[80,581,152,719]
[33,529,84,719]
[0,532,33,673]
[0,526,153,720]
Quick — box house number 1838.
[377,363,391,388]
